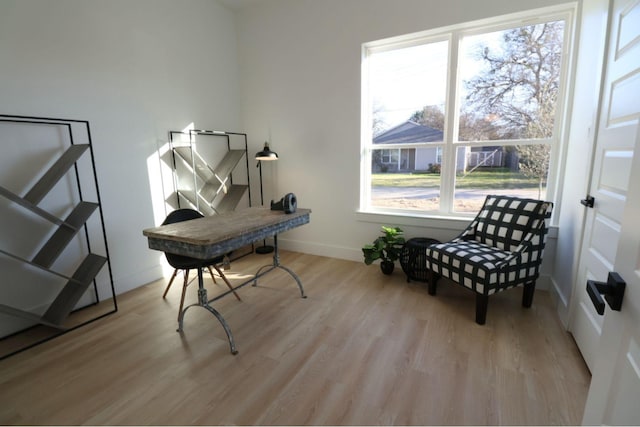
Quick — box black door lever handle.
[586,272,625,315]
[581,195,595,208]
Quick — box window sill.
[355,209,558,238]
[356,209,473,231]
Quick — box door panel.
[617,2,640,50]
[608,72,640,121]
[599,149,632,194]
[606,335,640,424]
[572,289,603,371]
[570,0,637,373]
[590,215,619,266]
[580,0,640,423]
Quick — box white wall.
[550,0,608,325]
[234,0,570,263]
[0,0,591,329]
[0,0,242,299]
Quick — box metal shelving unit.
[169,129,252,215]
[0,115,116,360]
[168,129,253,259]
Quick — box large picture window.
[361,6,574,216]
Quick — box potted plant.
[362,226,405,275]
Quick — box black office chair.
[161,209,240,319]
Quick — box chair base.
[476,294,488,325]
[255,244,274,254]
[522,281,536,307]
[427,269,438,295]
[427,269,536,325]
[162,266,241,321]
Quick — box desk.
[143,207,311,354]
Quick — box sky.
[368,31,502,132]
[370,41,448,130]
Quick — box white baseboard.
[277,237,557,297]
[278,237,363,263]
[114,264,165,295]
[549,276,571,328]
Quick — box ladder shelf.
[0,115,116,360]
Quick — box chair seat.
[427,240,513,295]
[165,253,224,270]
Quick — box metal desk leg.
[177,268,238,355]
[253,234,306,298]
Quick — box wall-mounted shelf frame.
[168,129,252,215]
[168,129,254,259]
[0,114,117,360]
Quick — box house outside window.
[375,148,416,172]
[361,5,575,216]
[380,149,397,165]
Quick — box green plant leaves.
[362,226,405,265]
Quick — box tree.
[410,105,444,130]
[372,102,387,171]
[463,21,564,139]
[372,102,387,137]
[410,104,499,141]
[518,144,550,198]
[462,21,564,193]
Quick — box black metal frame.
[167,128,254,259]
[0,114,117,360]
[168,129,252,213]
[179,234,306,355]
[255,159,275,254]
[400,237,441,283]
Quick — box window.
[361,6,574,217]
[381,149,397,165]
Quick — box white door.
[569,0,639,373]
[568,0,612,371]
[573,0,640,423]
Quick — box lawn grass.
[372,169,542,189]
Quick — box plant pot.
[380,261,395,275]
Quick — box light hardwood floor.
[0,251,590,425]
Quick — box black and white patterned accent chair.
[425,195,553,325]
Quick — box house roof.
[373,121,443,144]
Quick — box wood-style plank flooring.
[0,251,590,425]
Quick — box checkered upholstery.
[425,195,552,296]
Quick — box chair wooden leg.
[475,294,488,325]
[206,266,218,284]
[206,266,218,285]
[428,269,438,295]
[522,281,536,308]
[210,266,242,302]
[162,269,179,299]
[178,269,190,321]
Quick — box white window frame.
[359,4,576,223]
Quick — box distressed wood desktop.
[142,207,311,354]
